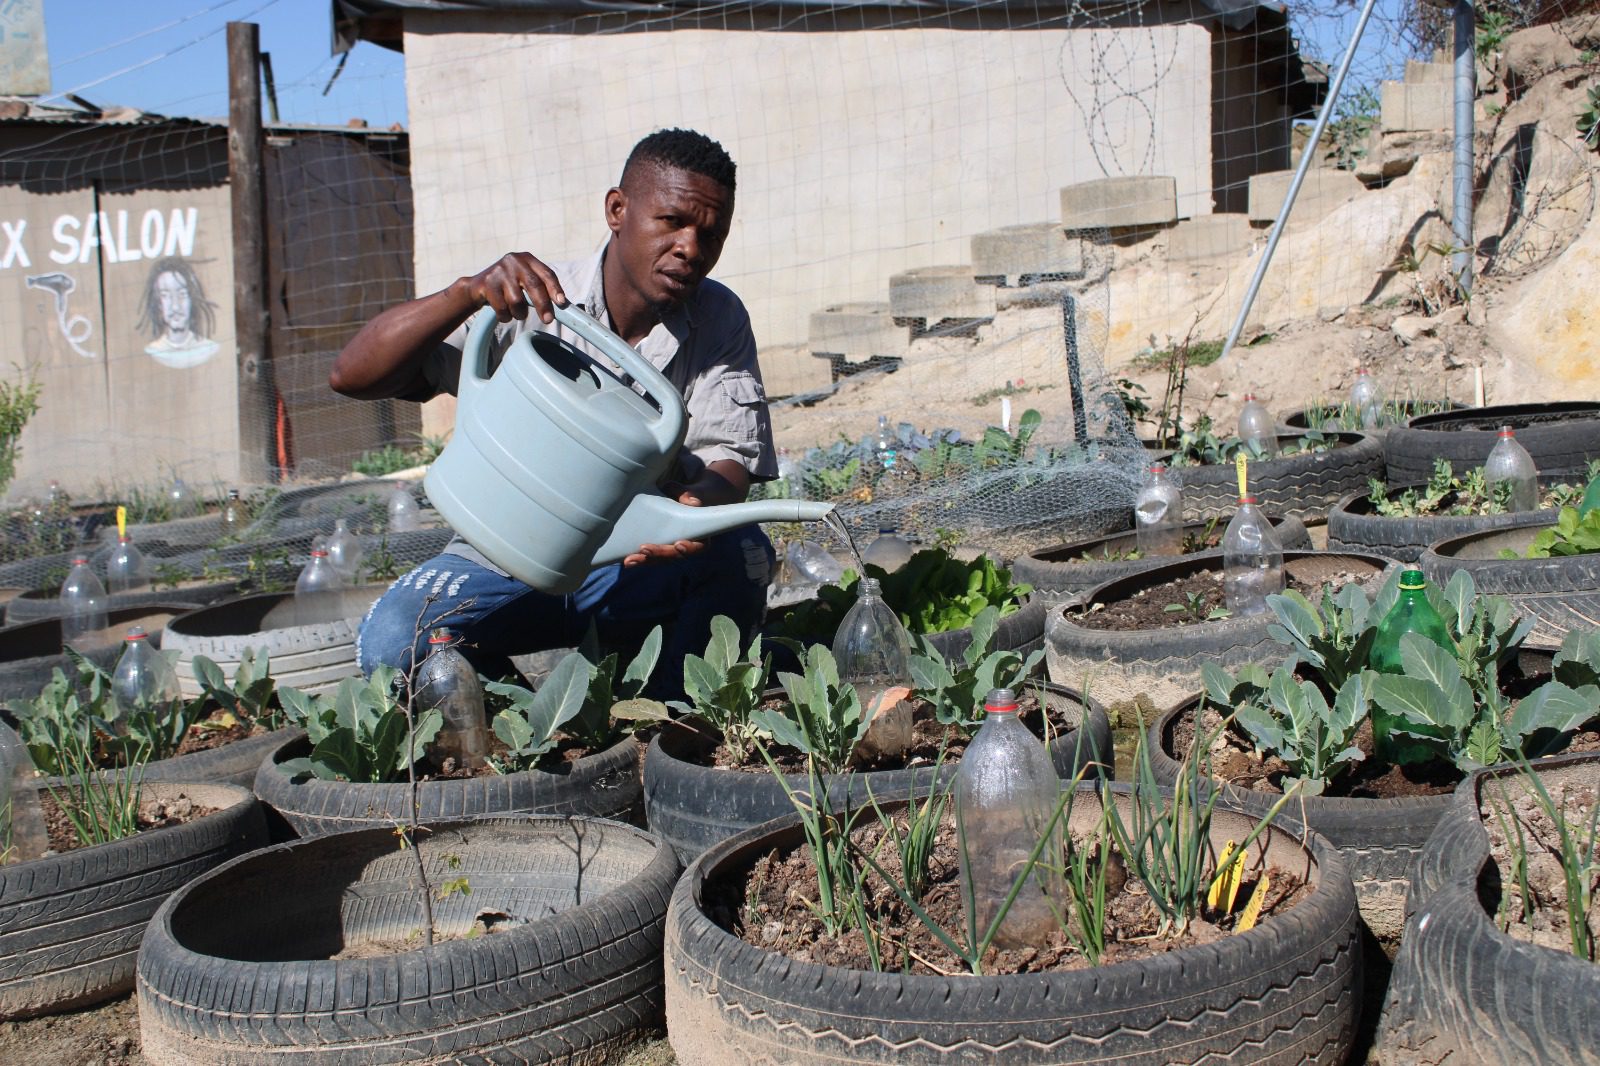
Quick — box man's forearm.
[329,279,478,400]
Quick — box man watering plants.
[330,128,777,696]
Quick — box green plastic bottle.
[1368,569,1455,759]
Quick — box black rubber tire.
[1168,431,1383,521]
[3,587,208,626]
[1044,551,1394,713]
[1419,523,1600,649]
[253,732,643,837]
[1280,400,1468,435]
[1383,401,1600,486]
[140,728,305,790]
[0,603,199,702]
[1378,753,1600,1064]
[922,597,1047,661]
[664,786,1362,1065]
[1147,698,1451,942]
[136,815,678,1065]
[160,586,387,699]
[0,781,266,1020]
[1325,479,1566,564]
[1011,514,1311,603]
[644,682,1111,865]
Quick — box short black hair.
[620,128,736,194]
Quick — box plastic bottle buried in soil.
[1222,495,1284,617]
[0,723,49,861]
[388,482,421,533]
[1483,425,1539,512]
[1134,464,1184,556]
[955,687,1064,951]
[106,534,147,594]
[417,628,489,771]
[59,556,109,648]
[831,576,914,762]
[1350,368,1382,429]
[1237,395,1276,457]
[168,476,196,518]
[861,528,914,573]
[295,546,344,602]
[326,518,365,581]
[111,625,182,731]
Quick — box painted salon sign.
[1,207,199,268]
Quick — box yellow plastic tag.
[116,505,126,538]
[1236,874,1270,932]
[1234,453,1248,498]
[1208,839,1244,913]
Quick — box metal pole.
[1452,0,1476,294]
[1219,0,1382,362]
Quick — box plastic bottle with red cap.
[954,686,1063,949]
[1237,394,1276,457]
[1134,463,1184,556]
[295,543,344,602]
[1222,494,1283,616]
[111,625,182,731]
[416,628,488,771]
[1483,425,1538,512]
[106,534,147,594]
[59,556,109,648]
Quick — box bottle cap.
[71,556,88,565]
[1355,367,1368,375]
[1238,494,1259,505]
[310,548,328,558]
[1399,569,1427,591]
[878,527,895,534]
[1242,393,1256,402]
[1498,425,1515,438]
[428,628,455,644]
[123,626,148,642]
[984,688,1019,714]
[1148,463,1167,474]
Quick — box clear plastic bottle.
[1237,394,1276,457]
[832,576,914,760]
[861,527,914,573]
[326,519,365,582]
[0,722,50,862]
[776,447,804,499]
[785,539,844,585]
[873,415,899,475]
[1350,368,1382,429]
[59,556,109,648]
[1484,425,1538,512]
[956,687,1064,950]
[169,476,195,518]
[1222,494,1284,616]
[220,488,245,536]
[387,483,421,533]
[296,546,344,602]
[105,534,147,594]
[417,629,488,771]
[111,625,182,727]
[1134,464,1185,556]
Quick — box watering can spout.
[592,495,836,568]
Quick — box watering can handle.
[457,306,500,413]
[549,301,687,455]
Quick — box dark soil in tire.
[1165,431,1383,520]
[1325,479,1568,563]
[254,733,643,836]
[1044,551,1393,714]
[664,787,1362,1065]
[1384,401,1600,485]
[136,815,678,1065]
[1379,753,1600,1064]
[0,782,266,1021]
[1011,514,1311,603]
[644,682,1110,865]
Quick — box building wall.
[401,14,1215,368]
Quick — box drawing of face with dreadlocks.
[139,257,220,369]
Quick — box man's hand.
[622,461,751,567]
[463,252,569,324]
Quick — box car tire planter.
[0,603,196,702]
[0,781,266,1020]
[1383,401,1600,485]
[136,728,304,790]
[1011,514,1311,604]
[1280,400,1467,436]
[1044,551,1394,713]
[922,596,1048,660]
[1325,480,1564,564]
[664,788,1362,1065]
[136,816,678,1065]
[159,585,387,699]
[644,682,1111,865]
[1378,753,1600,1065]
[1166,431,1383,521]
[2,586,210,626]
[254,732,643,837]
[1419,522,1600,649]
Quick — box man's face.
[606,164,733,314]
[155,271,192,337]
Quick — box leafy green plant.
[1580,84,1600,151]
[1485,756,1599,961]
[908,606,1043,732]
[277,667,442,783]
[752,643,867,775]
[191,649,284,729]
[670,615,773,764]
[1205,662,1367,796]
[862,761,952,901]
[1265,576,1398,692]
[483,653,591,773]
[1368,457,1524,518]
[1509,505,1600,558]
[1163,591,1229,624]
[1300,394,1453,432]
[1477,8,1511,59]
[0,367,41,501]
[44,728,148,849]
[570,625,669,748]
[1326,84,1380,171]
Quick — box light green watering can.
[424,304,835,594]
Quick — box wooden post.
[228,21,276,482]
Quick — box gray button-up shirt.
[416,240,777,575]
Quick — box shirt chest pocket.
[717,371,766,409]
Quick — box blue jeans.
[355,525,774,701]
